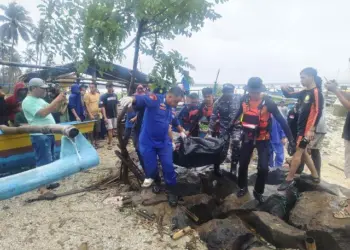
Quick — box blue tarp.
[20,61,149,84]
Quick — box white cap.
[28,78,49,88]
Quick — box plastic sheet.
[173,136,227,168]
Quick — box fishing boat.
[0,130,100,200]
[0,120,95,176]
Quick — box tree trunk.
[36,48,39,65]
[128,20,145,96]
[39,44,43,66]
[10,38,14,62]
[7,38,15,93]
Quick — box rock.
[248,168,286,186]
[197,216,258,250]
[200,171,239,200]
[176,170,203,197]
[289,191,350,250]
[240,211,305,249]
[257,186,299,220]
[295,175,350,197]
[172,194,217,228]
[213,193,253,218]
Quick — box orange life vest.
[202,105,213,118]
[241,97,271,140]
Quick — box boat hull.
[0,121,94,175]
[0,133,100,200]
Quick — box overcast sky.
[2,0,350,84]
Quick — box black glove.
[288,141,296,156]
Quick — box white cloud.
[2,0,350,84]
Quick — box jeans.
[132,129,145,170]
[30,135,56,167]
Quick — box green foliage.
[133,0,227,89]
[35,0,227,87]
[150,50,195,88]
[0,2,34,44]
[81,0,132,73]
[23,46,37,64]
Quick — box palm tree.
[0,2,34,61]
[23,46,37,64]
[30,19,48,65]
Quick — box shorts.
[106,118,117,130]
[309,133,325,150]
[345,140,350,178]
[297,134,325,150]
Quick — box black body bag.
[173,136,228,168]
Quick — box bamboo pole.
[0,125,79,139]
[305,237,317,250]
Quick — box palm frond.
[0,15,10,22]
[17,25,31,41]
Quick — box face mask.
[17,90,27,101]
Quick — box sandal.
[311,176,320,184]
[339,199,350,208]
[334,207,350,219]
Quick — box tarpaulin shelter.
[19,61,149,87]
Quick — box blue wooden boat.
[0,133,99,200]
[0,121,95,176]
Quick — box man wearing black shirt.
[100,82,119,150]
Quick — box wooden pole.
[0,125,79,139]
[213,69,220,95]
[305,237,317,250]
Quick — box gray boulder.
[289,191,350,250]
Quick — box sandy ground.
[297,108,350,189]
[1,108,350,250]
[0,145,207,250]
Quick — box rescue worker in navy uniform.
[120,87,185,207]
[208,83,241,176]
[230,78,295,203]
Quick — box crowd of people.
[117,67,330,206]
[3,66,350,214]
